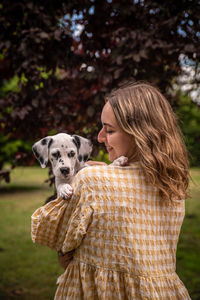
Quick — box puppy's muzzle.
[60,167,70,177]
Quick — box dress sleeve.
[31,171,93,253]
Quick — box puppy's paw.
[112,156,128,166]
[58,184,73,200]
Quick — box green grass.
[176,168,200,300]
[0,166,200,299]
[0,167,62,300]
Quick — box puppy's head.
[32,133,92,179]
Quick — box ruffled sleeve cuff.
[31,197,68,251]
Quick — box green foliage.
[0,134,32,170]
[175,93,200,166]
[0,75,20,96]
[94,149,110,164]
[37,66,52,80]
[48,129,58,136]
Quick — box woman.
[32,82,191,299]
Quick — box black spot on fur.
[48,138,53,148]
[39,157,44,165]
[83,154,88,162]
[78,155,82,162]
[41,138,47,145]
[72,135,81,149]
[33,146,40,158]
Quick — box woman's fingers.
[58,250,74,258]
[58,250,74,269]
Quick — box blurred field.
[0,167,61,300]
[0,166,199,299]
[177,167,200,299]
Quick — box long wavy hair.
[107,81,189,201]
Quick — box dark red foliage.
[0,0,199,156]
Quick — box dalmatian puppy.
[32,133,92,199]
[32,133,128,200]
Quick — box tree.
[0,0,199,177]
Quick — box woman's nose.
[98,128,106,143]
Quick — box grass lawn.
[0,166,200,299]
[177,167,200,299]
[0,167,62,300]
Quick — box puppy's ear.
[32,137,53,168]
[72,135,93,167]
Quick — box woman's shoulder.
[75,162,141,183]
[71,165,108,189]
[76,165,109,181]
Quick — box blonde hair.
[107,81,189,201]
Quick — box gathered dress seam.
[73,258,176,278]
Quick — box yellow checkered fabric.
[31,163,191,300]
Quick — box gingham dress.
[31,163,191,300]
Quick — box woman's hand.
[58,250,74,269]
[87,160,107,166]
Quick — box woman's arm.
[31,168,93,253]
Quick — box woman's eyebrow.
[103,122,114,128]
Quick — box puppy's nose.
[60,167,70,176]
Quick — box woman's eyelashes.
[104,125,114,134]
[105,130,114,134]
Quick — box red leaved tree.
[0,0,199,178]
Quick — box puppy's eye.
[52,151,61,160]
[68,150,75,158]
